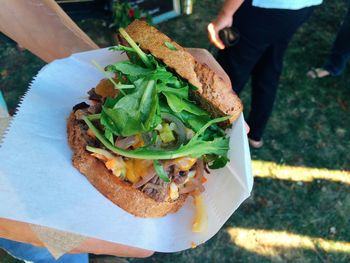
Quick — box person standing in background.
[208,0,322,148]
[307,0,350,78]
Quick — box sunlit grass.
[227,227,350,257]
[252,160,350,184]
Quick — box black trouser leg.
[217,36,267,95]
[324,2,350,75]
[247,40,289,141]
[217,1,315,141]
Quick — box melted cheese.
[124,160,141,183]
[169,182,179,200]
[105,157,125,178]
[173,157,197,171]
[192,194,208,233]
[132,159,153,178]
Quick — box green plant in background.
[111,1,152,30]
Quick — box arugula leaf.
[157,84,188,99]
[162,91,207,116]
[103,107,144,136]
[105,129,114,144]
[119,28,154,69]
[83,116,229,161]
[148,70,173,82]
[159,102,210,132]
[164,41,177,51]
[208,155,229,169]
[109,45,136,53]
[108,61,153,76]
[87,113,101,121]
[153,160,170,182]
[100,79,160,136]
[114,83,135,89]
[189,115,231,142]
[177,111,210,132]
[139,80,159,130]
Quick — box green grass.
[1,0,350,262]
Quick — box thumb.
[207,23,225,50]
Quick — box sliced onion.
[133,170,157,188]
[179,184,197,194]
[115,135,137,149]
[195,160,204,182]
[178,160,205,194]
[142,183,163,191]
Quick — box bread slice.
[125,20,243,124]
[67,112,187,218]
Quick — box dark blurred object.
[55,0,109,20]
[219,27,240,47]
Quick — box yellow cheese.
[169,182,179,200]
[105,157,125,178]
[125,160,141,183]
[132,134,145,148]
[133,159,153,178]
[192,194,208,233]
[173,157,197,171]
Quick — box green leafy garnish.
[83,115,229,160]
[164,41,178,51]
[153,160,170,182]
[119,28,154,69]
[87,27,232,173]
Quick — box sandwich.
[67,20,243,220]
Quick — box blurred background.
[0,0,349,262]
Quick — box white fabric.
[252,0,323,10]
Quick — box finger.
[244,122,250,134]
[207,23,225,50]
[70,238,154,258]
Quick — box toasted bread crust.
[67,112,187,218]
[125,20,243,124]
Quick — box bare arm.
[0,1,154,258]
[0,218,153,257]
[0,0,98,62]
[208,0,245,49]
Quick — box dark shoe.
[306,68,330,79]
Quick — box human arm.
[208,0,245,49]
[0,0,152,258]
[0,0,98,63]
[0,218,153,257]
